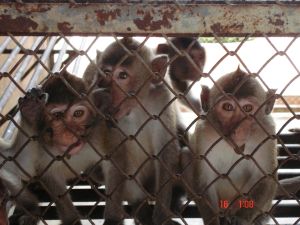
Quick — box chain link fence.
[0,1,299,225]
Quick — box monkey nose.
[233,144,245,154]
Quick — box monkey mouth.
[228,131,246,154]
[232,143,245,154]
[60,140,85,156]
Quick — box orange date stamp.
[220,199,255,209]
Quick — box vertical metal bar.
[72,37,87,74]
[27,36,57,89]
[3,36,57,140]
[52,40,68,73]
[0,37,44,112]
[0,37,11,54]
[0,36,27,72]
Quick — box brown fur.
[157,37,206,112]
[186,68,278,225]
[83,37,180,225]
[1,71,110,225]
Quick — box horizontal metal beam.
[0,3,300,36]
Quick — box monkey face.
[101,65,138,120]
[43,101,96,156]
[212,96,259,151]
[171,47,205,81]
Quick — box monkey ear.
[265,89,277,114]
[151,55,168,84]
[96,50,102,63]
[200,85,210,113]
[156,43,170,54]
[236,65,242,73]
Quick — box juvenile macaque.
[187,68,278,225]
[156,37,206,112]
[83,37,180,225]
[0,72,110,225]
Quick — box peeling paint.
[57,22,73,33]
[211,22,244,34]
[0,15,38,33]
[14,3,51,14]
[0,3,298,35]
[268,14,285,26]
[95,8,121,26]
[134,8,177,31]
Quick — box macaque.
[156,37,206,148]
[83,37,180,225]
[156,37,206,112]
[0,72,110,225]
[186,68,278,225]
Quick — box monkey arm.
[103,160,128,225]
[1,171,40,225]
[233,177,277,225]
[276,176,300,197]
[152,140,181,225]
[194,187,221,225]
[40,172,82,225]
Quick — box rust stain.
[0,15,38,32]
[211,22,244,34]
[133,8,176,31]
[136,9,144,16]
[95,9,121,26]
[14,3,51,14]
[57,22,74,33]
[69,3,91,9]
[268,14,284,26]
[275,28,283,34]
[26,4,51,13]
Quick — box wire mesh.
[0,1,299,225]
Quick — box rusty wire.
[0,35,299,224]
[0,1,299,225]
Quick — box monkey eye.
[222,102,234,111]
[243,104,253,112]
[103,69,111,76]
[118,71,128,80]
[52,111,64,120]
[73,110,84,118]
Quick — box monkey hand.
[18,87,48,125]
[18,87,48,106]
[9,208,39,225]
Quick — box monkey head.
[19,72,109,156]
[201,67,276,153]
[96,37,168,119]
[157,37,206,81]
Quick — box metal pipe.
[0,36,27,72]
[52,40,68,73]
[72,37,87,75]
[0,3,300,36]
[3,36,57,140]
[0,37,44,112]
[0,37,11,54]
